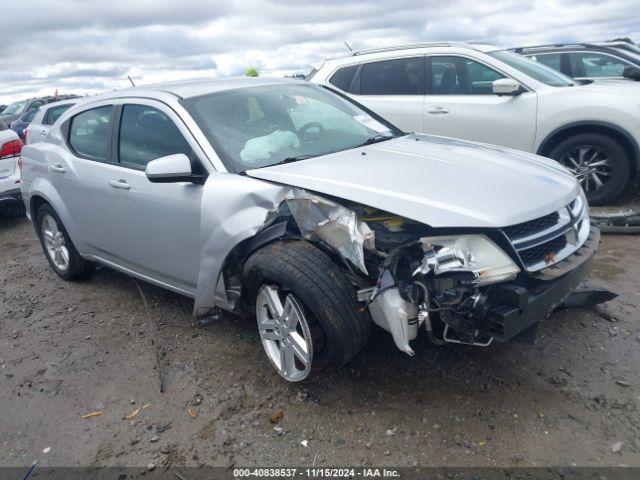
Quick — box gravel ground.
[1,214,639,469]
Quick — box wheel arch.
[27,182,84,250]
[536,121,640,183]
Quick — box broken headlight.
[418,235,520,286]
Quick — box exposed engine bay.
[236,188,608,355]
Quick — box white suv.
[309,42,640,205]
[0,121,24,217]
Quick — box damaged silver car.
[20,78,600,382]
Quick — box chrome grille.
[503,195,590,272]
[503,211,560,239]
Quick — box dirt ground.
[1,211,639,469]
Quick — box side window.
[44,104,73,125]
[118,104,193,169]
[329,65,358,92]
[22,108,38,123]
[530,53,562,72]
[69,106,113,162]
[431,56,504,95]
[569,52,631,78]
[360,57,423,95]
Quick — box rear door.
[423,55,538,151]
[52,103,121,258]
[342,57,425,132]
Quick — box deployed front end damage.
[203,181,610,356]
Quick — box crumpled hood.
[246,134,579,228]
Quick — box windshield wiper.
[356,134,395,148]
[277,154,317,164]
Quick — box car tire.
[36,204,95,281]
[243,240,370,382]
[548,133,631,205]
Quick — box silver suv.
[20,78,598,382]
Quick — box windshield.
[182,83,402,173]
[2,100,28,115]
[489,51,574,86]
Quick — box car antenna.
[127,75,136,87]
[344,41,353,52]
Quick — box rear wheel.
[549,133,630,205]
[243,240,370,382]
[36,204,94,280]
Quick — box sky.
[1,0,639,104]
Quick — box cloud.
[0,0,638,103]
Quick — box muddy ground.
[1,211,639,469]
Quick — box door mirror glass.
[492,78,521,95]
[145,153,193,183]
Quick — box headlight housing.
[419,234,520,286]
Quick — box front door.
[423,55,538,151]
[102,102,205,294]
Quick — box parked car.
[0,120,24,217]
[10,107,39,142]
[25,99,78,144]
[309,42,640,205]
[512,43,640,82]
[20,78,598,382]
[0,95,80,126]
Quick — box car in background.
[0,95,80,126]
[10,107,39,142]
[0,120,24,217]
[309,42,640,205]
[512,43,640,82]
[19,78,598,382]
[26,99,78,144]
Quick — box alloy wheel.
[559,145,613,193]
[256,285,313,382]
[41,214,69,272]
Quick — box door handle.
[108,179,131,190]
[49,165,66,173]
[426,106,450,115]
[40,129,48,136]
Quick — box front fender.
[193,173,290,317]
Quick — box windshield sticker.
[353,114,388,133]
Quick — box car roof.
[316,42,500,68]
[84,76,307,104]
[511,43,623,54]
[39,98,79,110]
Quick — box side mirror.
[145,154,195,183]
[492,78,522,96]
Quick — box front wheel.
[243,241,370,382]
[549,133,631,205]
